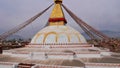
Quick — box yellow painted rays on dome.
[32,32,82,44]
[43,32,58,43]
[31,26,87,44]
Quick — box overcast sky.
[0,0,120,37]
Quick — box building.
[0,0,120,68]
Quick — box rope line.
[62,4,109,40]
[0,4,53,40]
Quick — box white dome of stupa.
[31,25,87,44]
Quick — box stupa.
[0,0,120,68]
[30,0,86,45]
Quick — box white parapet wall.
[0,62,17,68]
[33,64,85,68]
[3,51,102,60]
[0,62,84,68]
[100,51,111,56]
[85,63,120,68]
[28,52,74,60]
[0,65,12,68]
[77,54,101,58]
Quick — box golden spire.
[48,0,67,26]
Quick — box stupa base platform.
[1,44,120,68]
[0,56,120,68]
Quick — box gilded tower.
[49,0,67,25]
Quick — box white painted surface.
[85,66,120,68]
[77,54,101,58]
[0,65,12,68]
[31,25,87,44]
[100,52,111,56]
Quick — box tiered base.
[1,44,120,68]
